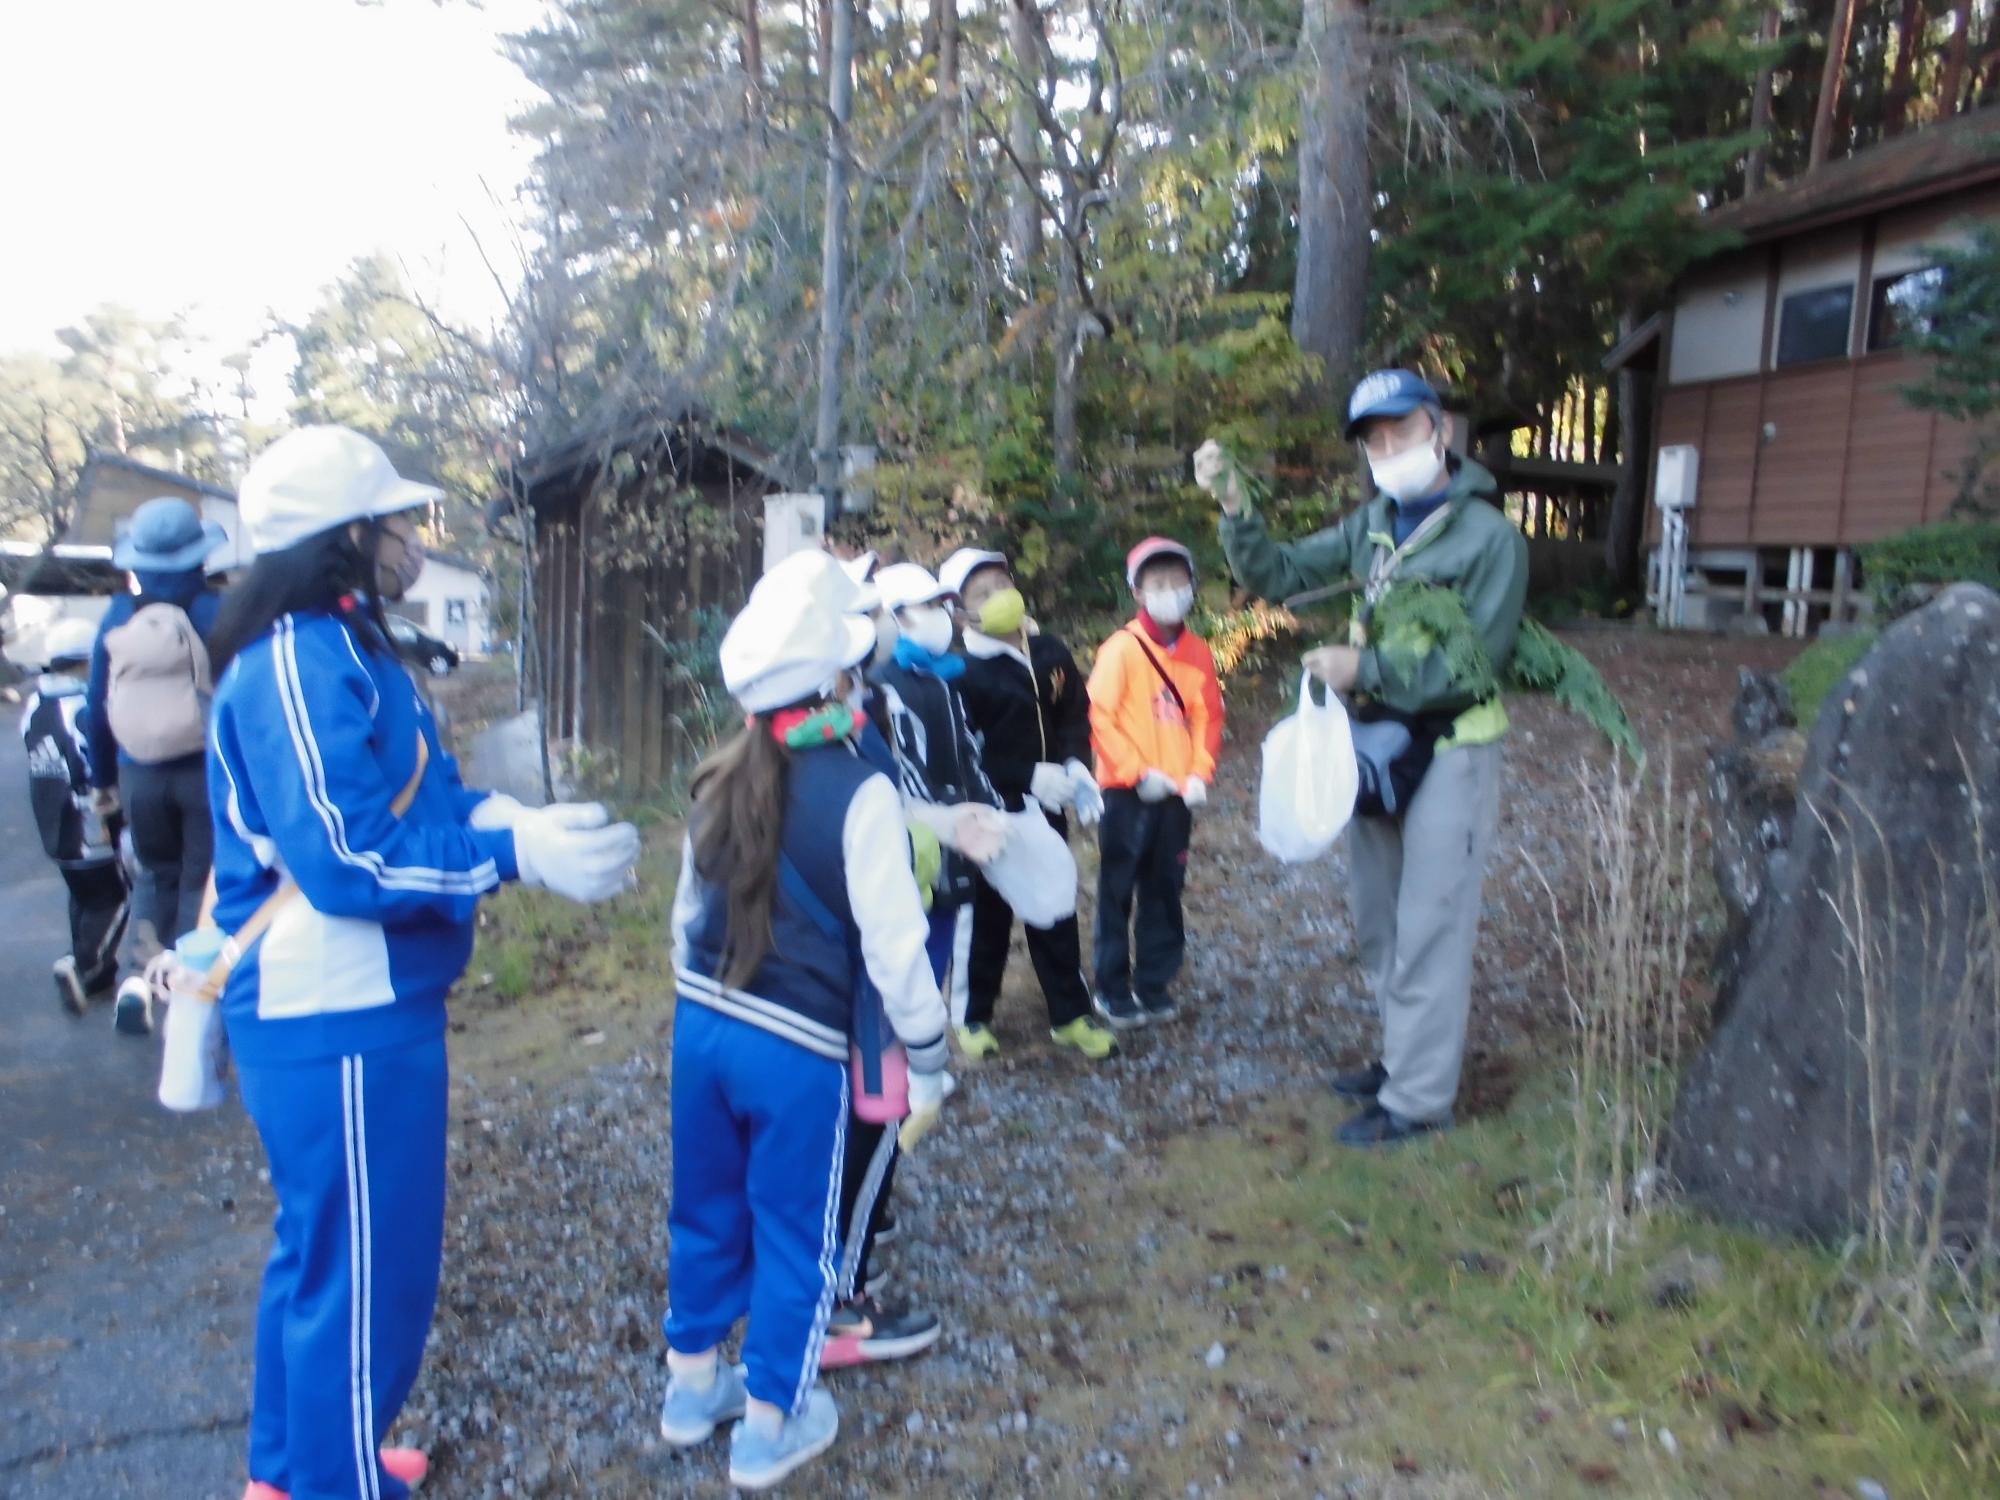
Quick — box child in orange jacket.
[1086,537,1224,1028]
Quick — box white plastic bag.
[979,807,1079,929]
[157,928,229,1113]
[1257,670,1360,863]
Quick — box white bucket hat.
[725,553,874,712]
[238,426,443,555]
[873,562,954,614]
[937,547,1008,598]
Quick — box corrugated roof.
[1707,107,2000,244]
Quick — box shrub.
[1860,520,2000,616]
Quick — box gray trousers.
[1346,741,1501,1123]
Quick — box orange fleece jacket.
[1087,621,1224,789]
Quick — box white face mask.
[1144,585,1195,627]
[1367,439,1447,504]
[901,604,955,657]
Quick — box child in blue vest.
[208,426,641,1500]
[662,553,953,1490]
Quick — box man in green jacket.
[1198,368,1528,1146]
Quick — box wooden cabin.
[517,412,783,789]
[1610,109,2000,634]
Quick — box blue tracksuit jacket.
[207,610,518,1066]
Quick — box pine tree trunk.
[1746,7,1781,195]
[1292,0,1372,392]
[1052,249,1081,492]
[1810,0,1858,168]
[931,0,959,94]
[814,0,855,500]
[1007,0,1044,267]
[741,0,764,121]
[1885,0,1925,135]
[1939,0,1974,112]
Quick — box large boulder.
[1670,585,2000,1242]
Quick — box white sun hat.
[937,547,1008,598]
[238,426,443,555]
[725,553,874,711]
[873,562,955,614]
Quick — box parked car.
[386,615,461,677]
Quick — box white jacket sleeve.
[843,773,949,1072]
[670,834,701,974]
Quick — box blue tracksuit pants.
[665,1001,849,1415]
[238,1035,448,1500]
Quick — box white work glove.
[144,948,183,1002]
[947,804,1009,864]
[1182,775,1208,810]
[1065,759,1104,827]
[468,793,527,831]
[1137,769,1177,803]
[512,802,642,904]
[900,1067,957,1151]
[1029,760,1073,813]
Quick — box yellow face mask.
[978,586,1026,636]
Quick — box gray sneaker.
[658,1360,747,1446]
[113,975,153,1036]
[53,956,87,1016]
[728,1386,839,1490]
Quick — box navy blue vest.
[678,742,880,1060]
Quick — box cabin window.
[445,598,468,625]
[1866,264,1948,352]
[1774,283,1855,367]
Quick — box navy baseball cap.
[1344,369,1442,440]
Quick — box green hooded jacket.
[1219,456,1529,746]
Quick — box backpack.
[103,602,213,764]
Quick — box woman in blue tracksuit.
[660,551,952,1491]
[207,426,640,1500]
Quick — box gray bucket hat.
[112,496,228,571]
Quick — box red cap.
[1126,536,1195,588]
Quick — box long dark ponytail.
[688,717,796,990]
[208,520,398,677]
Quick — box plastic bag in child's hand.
[1257,670,1359,864]
[979,808,1079,928]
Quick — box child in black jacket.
[938,548,1117,1062]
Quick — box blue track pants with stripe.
[239,1035,448,1500]
[665,1001,848,1415]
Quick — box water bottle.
[158,927,229,1112]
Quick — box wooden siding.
[531,473,763,790]
[1648,351,1978,549]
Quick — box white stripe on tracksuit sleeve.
[229,618,512,924]
[842,774,949,1072]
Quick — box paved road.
[0,716,267,1500]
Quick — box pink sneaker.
[379,1447,430,1487]
[242,1484,288,1500]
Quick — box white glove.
[144,948,184,1001]
[468,793,527,831]
[948,804,1009,864]
[901,1067,957,1150]
[1065,760,1104,827]
[1029,761,1073,813]
[1137,769,1177,803]
[1182,775,1208,810]
[512,802,642,904]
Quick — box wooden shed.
[518,412,784,789]
[69,451,250,570]
[1612,109,2000,634]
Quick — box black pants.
[1093,788,1192,1002]
[62,859,131,993]
[836,1117,898,1301]
[123,759,213,957]
[966,809,1091,1029]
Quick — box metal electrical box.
[762,492,827,575]
[1655,444,1700,511]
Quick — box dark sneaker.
[1331,1059,1388,1099]
[114,975,154,1036]
[53,956,87,1016]
[818,1295,942,1368]
[1137,990,1180,1023]
[1335,1101,1452,1149]
[1093,990,1147,1030]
